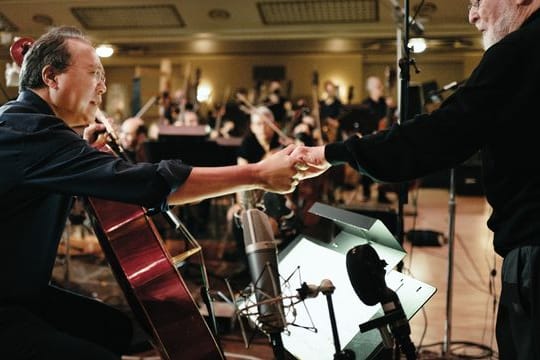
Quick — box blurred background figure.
[262,80,289,127]
[355,75,396,204]
[174,110,199,127]
[319,80,344,143]
[119,117,148,163]
[362,75,396,131]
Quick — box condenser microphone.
[241,208,285,334]
[346,244,417,359]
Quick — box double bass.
[10,37,223,360]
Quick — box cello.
[10,37,224,360]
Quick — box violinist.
[319,80,344,142]
[0,26,306,359]
[237,106,282,164]
[262,80,289,126]
[361,75,396,130]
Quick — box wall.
[0,50,483,120]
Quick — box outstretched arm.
[168,144,303,205]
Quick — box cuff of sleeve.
[157,160,193,192]
[325,137,361,166]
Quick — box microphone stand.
[390,0,416,268]
[320,281,355,360]
[390,1,420,359]
[392,0,460,353]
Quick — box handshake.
[256,144,331,194]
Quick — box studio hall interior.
[1,1,499,359]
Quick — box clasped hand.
[257,144,331,194]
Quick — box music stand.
[278,203,436,359]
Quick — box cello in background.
[10,37,224,360]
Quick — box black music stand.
[278,203,436,359]
[143,127,241,167]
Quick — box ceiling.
[0,0,481,59]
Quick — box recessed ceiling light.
[208,9,230,20]
[32,14,54,26]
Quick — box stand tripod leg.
[270,332,285,360]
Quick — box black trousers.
[0,285,133,360]
[497,245,540,360]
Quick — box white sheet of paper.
[279,237,380,358]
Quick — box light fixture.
[197,84,212,103]
[96,44,114,58]
[408,37,427,53]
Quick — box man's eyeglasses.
[468,0,481,11]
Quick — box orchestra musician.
[292,1,540,358]
[358,75,396,203]
[261,80,289,127]
[0,26,307,359]
[361,75,396,131]
[119,116,148,163]
[234,106,290,230]
[319,80,344,143]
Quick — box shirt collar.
[17,90,55,116]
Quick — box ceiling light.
[408,37,427,53]
[197,84,212,103]
[208,8,230,20]
[96,44,114,58]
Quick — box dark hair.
[136,124,148,137]
[19,26,91,91]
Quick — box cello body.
[86,198,223,360]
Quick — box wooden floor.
[55,186,500,359]
[402,188,499,359]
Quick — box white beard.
[482,4,518,49]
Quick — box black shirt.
[326,9,540,256]
[0,90,192,299]
[237,131,281,163]
[361,97,388,122]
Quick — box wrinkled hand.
[83,123,107,148]
[290,145,331,179]
[255,144,303,194]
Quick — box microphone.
[241,208,285,330]
[346,244,417,360]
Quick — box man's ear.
[42,65,57,89]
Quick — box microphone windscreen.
[346,244,387,306]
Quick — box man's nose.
[97,80,107,95]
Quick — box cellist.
[0,26,307,359]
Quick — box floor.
[53,185,499,359]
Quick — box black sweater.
[326,9,540,257]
